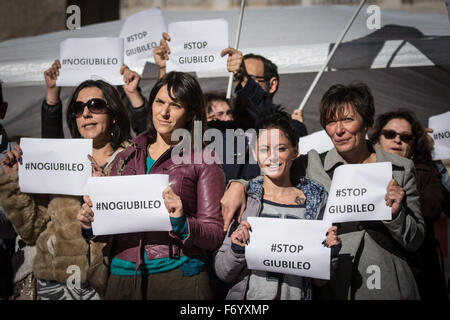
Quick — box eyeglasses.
[72,98,109,117]
[248,74,269,83]
[381,129,413,143]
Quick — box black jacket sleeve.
[41,100,64,138]
[117,85,148,135]
[127,102,148,135]
[235,77,308,138]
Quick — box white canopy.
[1,5,449,86]
[1,5,449,137]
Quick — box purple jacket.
[107,132,225,269]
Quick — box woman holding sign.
[370,109,448,299]
[214,107,341,300]
[223,82,425,299]
[0,78,131,300]
[77,71,225,300]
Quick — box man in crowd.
[204,92,233,122]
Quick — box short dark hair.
[319,81,375,129]
[255,105,298,149]
[66,80,131,150]
[204,91,229,114]
[244,53,279,98]
[369,109,431,163]
[146,71,206,144]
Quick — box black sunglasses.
[72,98,109,117]
[381,129,413,143]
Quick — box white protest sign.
[166,19,228,73]
[245,217,331,280]
[18,138,92,195]
[56,38,124,86]
[87,174,172,236]
[429,111,450,160]
[299,130,334,155]
[323,162,392,223]
[120,7,167,64]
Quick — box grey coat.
[303,143,425,299]
[214,177,331,300]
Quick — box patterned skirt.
[36,278,100,300]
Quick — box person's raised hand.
[87,154,104,177]
[385,178,405,219]
[291,109,304,123]
[162,186,183,218]
[77,195,94,229]
[231,220,251,247]
[153,32,171,70]
[121,65,141,95]
[221,47,244,75]
[43,59,62,105]
[0,145,22,175]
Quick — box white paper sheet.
[323,162,392,223]
[120,7,167,64]
[245,217,331,280]
[299,130,334,155]
[56,37,124,86]
[18,138,92,195]
[87,174,172,236]
[166,19,228,73]
[429,111,450,161]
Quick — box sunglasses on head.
[72,98,109,117]
[381,129,413,143]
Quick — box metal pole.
[298,0,367,110]
[226,0,246,100]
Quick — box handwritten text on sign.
[166,19,228,73]
[119,7,167,63]
[324,162,392,223]
[87,174,171,236]
[18,138,92,195]
[56,37,124,86]
[429,111,450,161]
[245,217,331,280]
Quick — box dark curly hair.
[66,80,131,150]
[368,109,432,163]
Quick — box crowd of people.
[0,32,449,300]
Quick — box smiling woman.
[0,75,132,299]
[77,71,226,300]
[222,81,426,300]
[214,107,340,300]
[369,109,449,299]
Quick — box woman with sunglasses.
[77,71,225,300]
[42,59,147,139]
[223,82,425,299]
[0,76,131,299]
[369,109,448,300]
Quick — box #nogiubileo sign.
[120,7,167,64]
[18,138,92,195]
[245,217,331,280]
[87,174,171,236]
[56,37,124,86]
[166,19,228,73]
[324,162,392,223]
[429,111,450,160]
